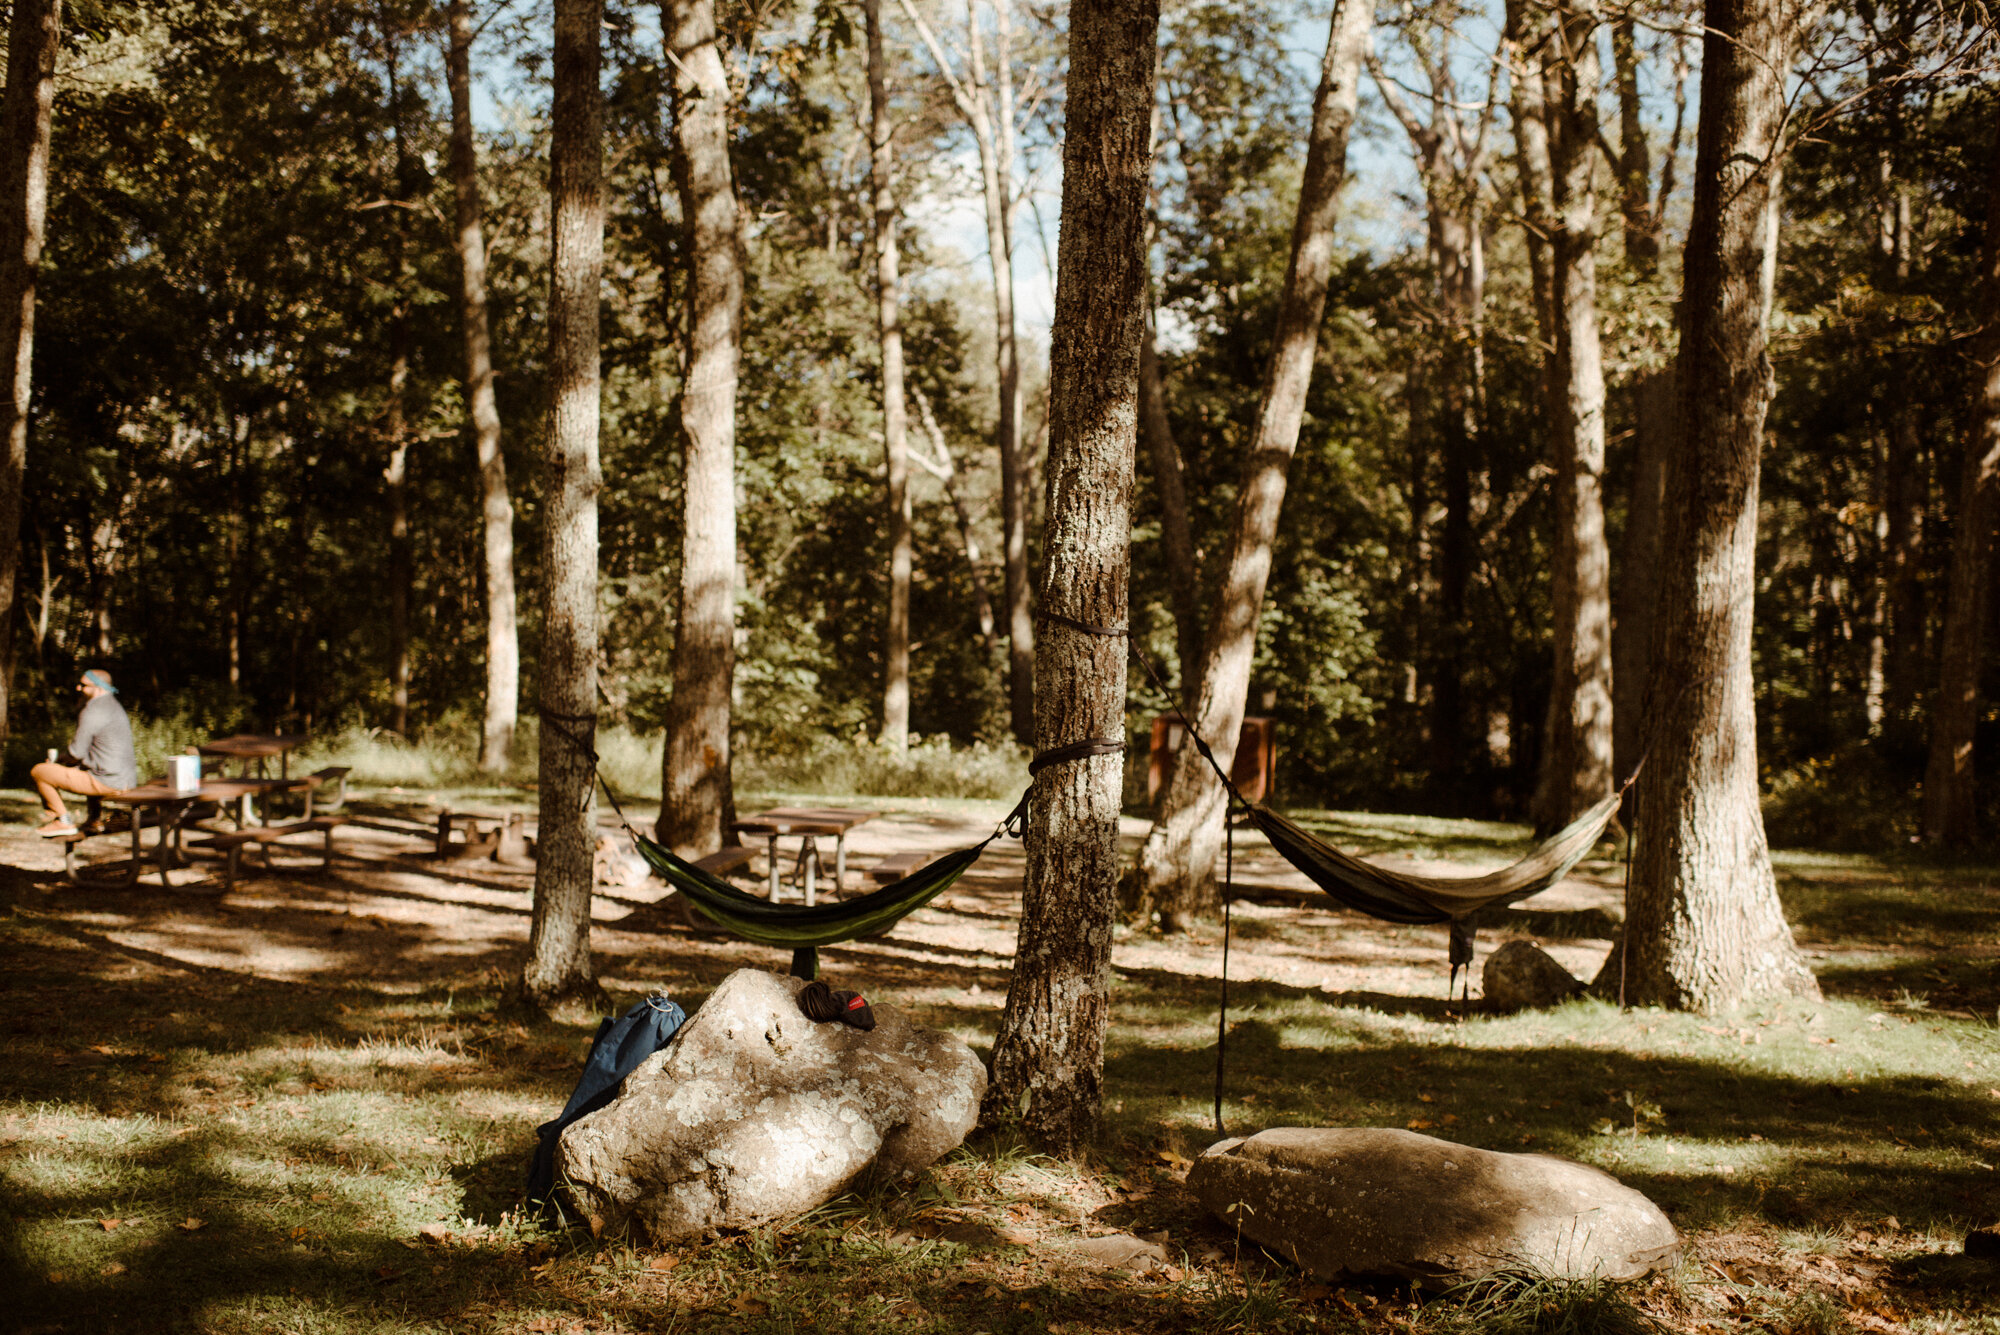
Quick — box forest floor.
[1,785,1996,1335]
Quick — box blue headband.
[83,670,118,695]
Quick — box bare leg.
[31,762,69,820]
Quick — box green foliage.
[1761,749,1923,852]
[738,733,1029,801]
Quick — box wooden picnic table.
[67,777,279,887]
[198,733,310,780]
[728,807,876,905]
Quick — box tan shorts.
[32,761,122,799]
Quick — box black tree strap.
[1028,737,1127,775]
[539,707,634,823]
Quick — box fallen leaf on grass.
[1406,1119,1435,1131]
[647,1254,679,1273]
[101,1262,126,1276]
[730,1295,770,1317]
[98,1218,122,1231]
[310,1192,331,1203]
[177,1218,205,1232]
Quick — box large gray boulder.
[1188,1127,1679,1286]
[1482,940,1585,1011]
[557,969,985,1240]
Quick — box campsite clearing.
[1,787,1995,1335]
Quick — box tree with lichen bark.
[660,0,743,858]
[445,0,520,775]
[1507,0,1614,835]
[523,0,606,1009]
[981,0,1158,1154]
[0,0,60,746]
[1597,0,1820,1010]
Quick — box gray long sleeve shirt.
[70,692,138,791]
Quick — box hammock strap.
[1029,738,1127,774]
[1126,641,1251,808]
[540,707,623,821]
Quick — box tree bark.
[1127,0,1370,927]
[866,0,913,751]
[0,0,60,746]
[1600,0,1819,1010]
[1922,111,2000,846]
[382,24,415,739]
[385,343,412,736]
[447,0,520,774]
[523,0,606,1007]
[660,0,742,858]
[1525,0,1615,834]
[982,0,1157,1154]
[1610,16,1661,273]
[1139,317,1201,701]
[1613,368,1670,784]
[1882,401,1926,723]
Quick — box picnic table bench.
[188,817,347,888]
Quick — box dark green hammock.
[631,813,1018,980]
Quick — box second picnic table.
[198,733,310,780]
[728,807,876,905]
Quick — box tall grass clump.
[1435,1271,1663,1335]
[739,734,1028,800]
[286,715,663,796]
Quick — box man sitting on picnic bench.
[30,669,138,838]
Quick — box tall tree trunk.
[0,0,61,744]
[1139,318,1201,702]
[385,342,412,735]
[866,0,912,751]
[1922,111,2000,846]
[447,0,520,774]
[1610,16,1660,273]
[1527,0,1615,833]
[1127,0,1370,927]
[383,24,414,739]
[660,0,742,858]
[982,0,1157,1154]
[1430,207,1481,797]
[1883,402,1926,723]
[523,0,606,1007]
[1613,368,1670,783]
[986,0,1033,745]
[1600,0,1819,1010]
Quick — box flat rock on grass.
[1188,1127,1679,1286]
[557,968,984,1241]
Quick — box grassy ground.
[2,790,1997,1334]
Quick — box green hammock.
[1242,791,1624,927]
[631,819,1014,980]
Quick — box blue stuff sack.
[527,992,687,1207]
